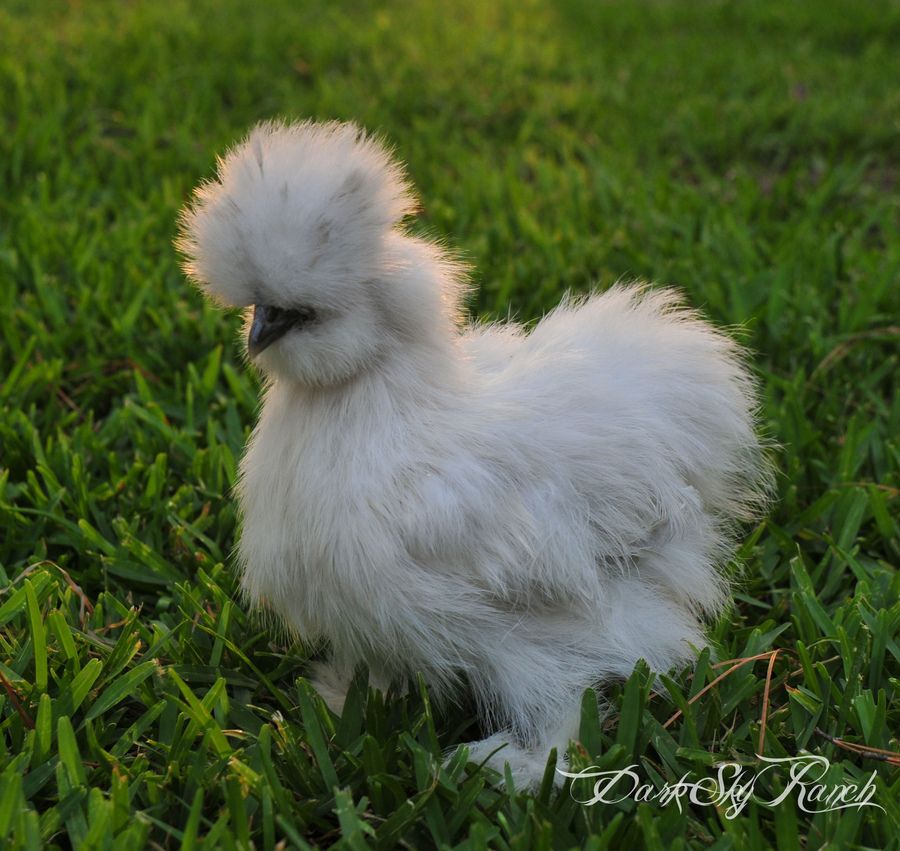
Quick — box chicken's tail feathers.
[616,282,778,524]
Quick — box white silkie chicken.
[178,120,771,788]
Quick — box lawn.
[1,0,898,847]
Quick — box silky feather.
[178,119,773,787]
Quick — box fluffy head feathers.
[178,120,417,308]
[177,120,466,386]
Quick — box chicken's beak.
[248,304,298,358]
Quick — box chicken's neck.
[267,327,471,441]
[264,232,474,444]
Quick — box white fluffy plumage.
[178,119,772,788]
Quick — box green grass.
[1,0,898,847]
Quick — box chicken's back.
[473,285,769,524]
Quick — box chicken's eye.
[248,303,318,356]
[293,306,317,324]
